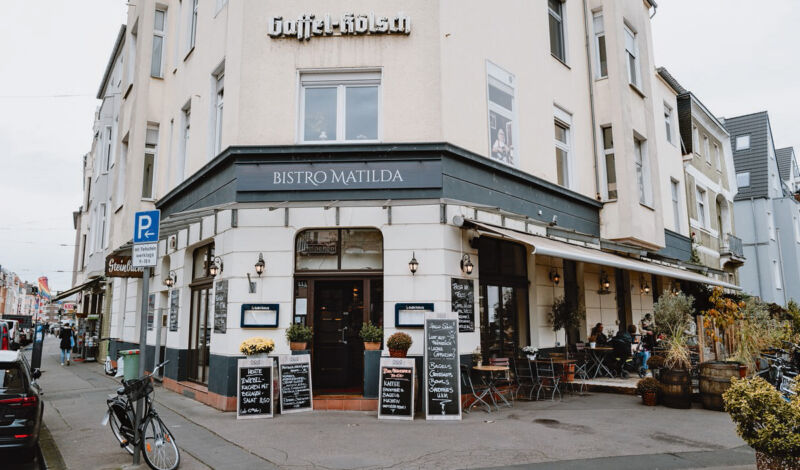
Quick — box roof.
[96,25,126,100]
[723,111,772,200]
[0,350,21,363]
[657,67,687,94]
[776,147,795,182]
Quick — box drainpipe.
[750,197,765,298]
[583,0,602,201]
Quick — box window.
[736,172,750,188]
[142,124,158,199]
[116,140,127,210]
[215,0,228,13]
[189,0,198,50]
[295,228,383,271]
[696,186,707,227]
[713,143,720,169]
[774,260,782,290]
[151,8,166,78]
[624,25,641,89]
[634,137,651,205]
[593,12,607,78]
[768,211,775,240]
[127,26,137,86]
[671,179,681,232]
[178,104,190,184]
[213,70,224,155]
[736,135,750,150]
[664,105,673,144]
[300,72,380,144]
[487,63,517,167]
[103,126,113,172]
[554,109,572,188]
[692,125,699,153]
[703,135,710,163]
[602,126,616,199]
[97,202,108,250]
[80,234,87,269]
[548,0,566,62]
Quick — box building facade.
[69,0,740,410]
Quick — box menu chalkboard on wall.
[169,290,179,332]
[237,358,273,419]
[424,313,461,420]
[147,293,155,331]
[451,278,475,332]
[213,280,228,334]
[279,355,313,413]
[378,357,415,420]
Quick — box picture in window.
[487,62,518,168]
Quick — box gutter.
[750,197,765,297]
[582,0,602,201]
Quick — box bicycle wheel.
[108,407,135,455]
[141,415,180,470]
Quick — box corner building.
[94,0,739,410]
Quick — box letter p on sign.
[133,210,161,243]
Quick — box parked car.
[3,320,20,350]
[0,350,43,450]
[0,323,8,351]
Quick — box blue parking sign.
[134,210,161,243]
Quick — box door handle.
[340,326,349,344]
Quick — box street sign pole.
[133,266,150,465]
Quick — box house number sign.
[268,13,411,41]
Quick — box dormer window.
[736,135,750,150]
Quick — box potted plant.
[723,377,800,469]
[359,322,383,350]
[239,337,275,358]
[522,346,538,361]
[285,323,313,351]
[386,332,412,358]
[646,355,665,380]
[653,291,695,409]
[636,377,660,406]
[548,296,584,358]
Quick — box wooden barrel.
[699,361,740,411]
[660,368,691,409]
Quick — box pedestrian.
[59,325,74,366]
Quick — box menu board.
[169,290,179,332]
[237,358,273,419]
[147,293,155,331]
[424,313,461,420]
[213,280,228,334]
[378,357,415,420]
[280,355,313,413]
[451,278,475,332]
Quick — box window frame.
[671,178,681,232]
[713,142,720,169]
[189,0,198,51]
[548,0,567,63]
[736,135,750,150]
[554,107,573,189]
[703,134,711,164]
[213,70,224,156]
[634,135,651,207]
[774,260,782,290]
[592,11,607,78]
[736,172,750,188]
[601,125,616,200]
[624,24,641,90]
[178,103,191,184]
[142,124,159,200]
[486,62,519,168]
[151,8,167,78]
[664,104,674,145]
[103,125,113,173]
[696,186,708,228]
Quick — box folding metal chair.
[513,356,537,400]
[460,364,492,413]
[489,357,515,402]
[535,358,562,401]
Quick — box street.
[25,337,755,470]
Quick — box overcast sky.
[0,1,797,293]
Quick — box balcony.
[720,233,745,266]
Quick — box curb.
[39,422,67,470]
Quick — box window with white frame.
[664,104,673,144]
[624,25,641,89]
[127,26,137,87]
[634,136,651,205]
[696,186,707,227]
[487,63,518,167]
[178,104,190,184]
[548,0,566,62]
[213,69,224,155]
[692,125,699,154]
[103,125,113,172]
[97,202,108,251]
[671,179,681,232]
[736,135,750,150]
[713,143,720,169]
[142,124,158,199]
[151,8,166,78]
[593,11,607,78]
[736,172,750,188]
[768,211,775,240]
[602,126,616,199]
[189,0,198,50]
[300,71,380,144]
[774,260,782,289]
[554,108,572,188]
[115,139,127,210]
[703,135,710,163]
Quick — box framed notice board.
[241,304,279,328]
[424,313,462,420]
[279,354,313,414]
[394,303,433,328]
[450,278,475,332]
[168,290,179,332]
[237,358,273,419]
[378,357,415,420]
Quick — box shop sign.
[279,354,313,413]
[268,13,411,41]
[238,161,442,192]
[237,357,273,420]
[424,313,461,421]
[378,357,415,420]
[105,256,145,278]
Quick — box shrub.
[359,322,383,342]
[386,332,412,351]
[653,291,694,338]
[636,377,660,395]
[285,323,313,343]
[548,296,583,333]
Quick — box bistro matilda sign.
[268,13,411,41]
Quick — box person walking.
[59,325,73,366]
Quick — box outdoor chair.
[488,357,515,402]
[460,364,492,413]
[535,358,562,401]
[514,356,537,400]
[569,343,589,395]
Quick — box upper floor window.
[548,0,566,62]
[487,62,518,167]
[127,25,138,87]
[703,135,711,163]
[602,126,616,199]
[671,179,681,232]
[103,125,113,172]
[624,25,641,89]
[151,8,166,78]
[774,260,782,290]
[692,125,699,152]
[736,135,750,150]
[713,143,720,169]
[189,0,198,50]
[213,69,224,156]
[736,172,750,188]
[554,107,572,188]
[593,11,607,78]
[300,71,380,144]
[664,104,673,144]
[142,124,159,199]
[696,186,707,228]
[178,103,191,184]
[634,136,651,206]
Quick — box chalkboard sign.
[451,278,475,332]
[425,313,461,420]
[213,280,228,334]
[237,358,273,419]
[279,355,313,413]
[168,290,179,332]
[147,293,155,331]
[378,357,415,420]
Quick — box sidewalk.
[35,338,755,470]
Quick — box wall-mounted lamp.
[599,270,611,294]
[408,252,419,275]
[209,256,223,277]
[640,275,651,295]
[460,254,474,275]
[549,268,561,285]
[254,253,265,277]
[163,270,176,288]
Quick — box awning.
[467,221,740,290]
[52,277,103,301]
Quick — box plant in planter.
[723,377,800,469]
[645,355,666,380]
[636,377,660,406]
[239,337,275,357]
[386,332,412,358]
[285,323,313,351]
[522,346,538,361]
[359,322,383,350]
[653,291,695,339]
[548,297,584,357]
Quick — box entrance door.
[188,284,212,384]
[313,280,364,392]
[480,285,528,359]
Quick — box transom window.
[300,72,380,143]
[295,228,382,271]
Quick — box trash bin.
[119,349,140,381]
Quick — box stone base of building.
[313,396,378,411]
[163,377,237,411]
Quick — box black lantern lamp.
[549,268,561,285]
[209,256,223,277]
[408,252,419,275]
[640,275,651,295]
[255,253,265,276]
[460,254,474,275]
[163,270,176,288]
[599,270,611,294]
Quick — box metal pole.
[153,304,163,379]
[133,267,150,465]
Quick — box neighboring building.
[69,0,738,411]
[777,147,800,194]
[726,112,798,305]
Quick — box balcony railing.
[721,233,744,259]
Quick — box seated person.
[588,323,608,345]
[610,325,648,377]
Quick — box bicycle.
[758,351,797,402]
[102,360,180,470]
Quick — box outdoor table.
[473,364,512,410]
[586,346,614,378]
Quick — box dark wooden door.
[313,280,364,391]
[188,284,211,384]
